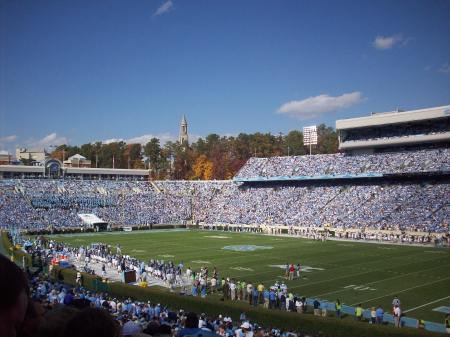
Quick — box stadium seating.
[0,149,449,234]
[234,148,449,179]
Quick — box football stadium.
[2,1,450,336]
[1,105,450,337]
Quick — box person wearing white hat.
[235,322,253,337]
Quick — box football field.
[50,229,450,323]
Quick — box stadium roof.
[64,167,149,176]
[0,165,43,173]
[0,165,149,177]
[336,105,450,130]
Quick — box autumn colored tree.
[47,124,340,179]
[191,154,214,180]
[50,145,80,162]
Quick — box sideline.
[349,276,450,306]
[260,232,444,248]
[311,262,450,298]
[403,296,450,314]
[195,228,449,249]
[47,228,188,238]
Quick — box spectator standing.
[376,305,384,324]
[313,299,320,316]
[392,296,401,310]
[370,307,376,324]
[355,304,363,321]
[393,305,402,328]
[252,288,259,307]
[335,299,341,318]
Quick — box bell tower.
[179,115,189,144]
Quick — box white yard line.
[286,253,449,291]
[349,276,450,306]
[403,295,450,313]
[311,262,450,298]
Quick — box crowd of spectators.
[235,148,449,178]
[1,179,449,235]
[0,149,449,236]
[2,250,328,337]
[196,182,449,234]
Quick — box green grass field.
[49,229,450,323]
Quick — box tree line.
[50,124,338,180]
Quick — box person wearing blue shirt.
[135,305,142,316]
[155,304,161,317]
[269,289,276,309]
[252,288,259,307]
[63,289,74,305]
[376,305,384,324]
[148,304,155,318]
[313,299,320,316]
[263,289,270,309]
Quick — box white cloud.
[102,133,201,146]
[26,133,69,150]
[439,63,450,74]
[0,135,18,154]
[373,34,404,50]
[277,92,364,119]
[0,135,17,143]
[102,138,124,145]
[102,133,177,146]
[154,0,173,16]
[127,133,177,145]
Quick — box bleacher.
[0,147,448,234]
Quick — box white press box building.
[336,105,450,154]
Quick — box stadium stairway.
[150,181,162,193]
[316,186,346,218]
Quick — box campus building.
[63,154,92,168]
[15,148,48,164]
[0,151,12,165]
[0,159,149,180]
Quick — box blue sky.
[1,0,449,153]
